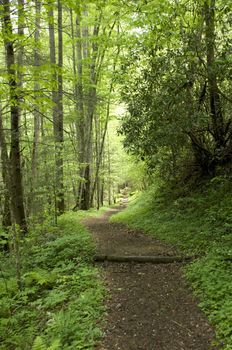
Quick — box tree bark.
[57,0,65,213]
[1,0,27,232]
[90,49,119,205]
[75,8,86,209]
[30,0,41,215]
[205,0,224,149]
[17,0,25,84]
[80,11,103,210]
[0,106,11,231]
[48,0,64,215]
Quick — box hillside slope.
[111,179,232,349]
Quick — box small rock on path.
[84,208,217,350]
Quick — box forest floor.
[84,207,218,350]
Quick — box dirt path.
[84,208,217,350]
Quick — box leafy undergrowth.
[111,178,232,349]
[0,210,106,350]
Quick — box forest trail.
[84,208,217,350]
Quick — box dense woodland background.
[0,0,232,349]
[0,0,131,235]
[0,0,232,231]
[0,0,232,235]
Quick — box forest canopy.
[0,0,126,232]
[0,0,231,229]
[119,0,232,181]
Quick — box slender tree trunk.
[90,45,120,205]
[70,9,85,210]
[75,8,86,209]
[205,0,224,148]
[57,0,65,213]
[101,180,104,207]
[1,0,27,232]
[73,9,99,210]
[0,106,11,232]
[90,110,107,206]
[30,0,41,215]
[72,6,117,210]
[17,0,24,80]
[92,112,101,208]
[80,12,103,210]
[48,1,64,215]
[107,132,112,206]
[74,7,97,210]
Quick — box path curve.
[84,208,217,350]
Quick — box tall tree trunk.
[90,77,116,205]
[79,11,103,210]
[48,0,64,215]
[57,0,65,213]
[90,43,120,205]
[205,0,224,148]
[1,0,27,232]
[30,0,41,215]
[75,8,87,209]
[0,106,11,231]
[92,111,101,208]
[70,9,82,208]
[17,0,24,84]
[107,132,112,206]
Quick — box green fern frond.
[32,337,60,350]
[32,336,46,350]
[47,338,60,350]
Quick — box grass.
[111,178,232,349]
[0,209,106,350]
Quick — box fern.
[47,339,60,350]
[32,337,46,350]
[32,336,60,350]
[0,211,104,350]
[24,269,57,287]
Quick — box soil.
[84,207,218,350]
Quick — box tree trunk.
[0,106,11,233]
[80,12,103,210]
[90,19,119,207]
[1,0,27,232]
[90,58,118,205]
[57,0,65,213]
[75,8,86,209]
[107,132,112,206]
[187,1,226,175]
[30,0,41,216]
[205,0,224,149]
[17,0,25,84]
[48,0,64,215]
